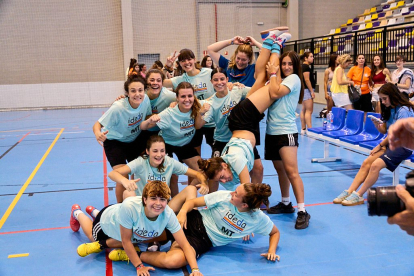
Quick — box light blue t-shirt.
[385,106,414,130]
[199,191,274,247]
[127,155,189,196]
[157,105,195,146]
[98,96,152,143]
[148,87,177,131]
[220,138,254,191]
[266,74,301,135]
[100,196,181,243]
[203,87,250,142]
[171,68,215,101]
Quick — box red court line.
[0,226,70,235]
[103,147,113,276]
[18,132,30,143]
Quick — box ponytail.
[198,157,226,179]
[242,183,272,210]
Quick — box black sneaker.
[295,211,310,229]
[267,202,295,214]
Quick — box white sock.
[73,209,83,220]
[91,209,100,218]
[282,197,290,205]
[297,203,306,213]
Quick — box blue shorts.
[379,147,413,172]
[303,89,313,101]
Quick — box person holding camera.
[387,117,414,235]
[333,83,414,206]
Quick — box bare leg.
[77,213,94,241]
[113,164,128,203]
[170,174,179,197]
[182,156,201,185]
[168,185,197,213]
[327,97,334,112]
[344,104,353,111]
[304,99,313,129]
[249,47,272,94]
[279,147,305,203]
[139,242,188,269]
[250,159,264,183]
[357,158,387,196]
[272,160,291,197]
[347,149,385,192]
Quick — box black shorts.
[212,140,261,160]
[264,133,299,160]
[166,210,212,258]
[92,205,113,245]
[379,146,413,172]
[191,127,215,148]
[165,142,199,162]
[353,93,373,112]
[103,131,149,167]
[228,98,264,145]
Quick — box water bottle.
[327,111,334,125]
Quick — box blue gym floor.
[1,103,414,276]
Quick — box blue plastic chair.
[359,135,386,150]
[322,110,364,138]
[307,107,346,134]
[339,112,385,144]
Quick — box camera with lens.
[368,170,414,217]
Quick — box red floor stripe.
[0,226,70,235]
[103,148,113,276]
[18,132,31,143]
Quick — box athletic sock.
[297,203,306,213]
[271,43,281,54]
[73,209,83,220]
[282,197,290,205]
[262,37,275,51]
[91,209,99,218]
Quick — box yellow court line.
[0,128,64,230]
[0,128,62,133]
[8,253,29,258]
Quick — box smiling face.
[177,88,194,112]
[206,57,213,68]
[395,58,405,69]
[147,72,163,95]
[213,163,233,183]
[235,52,250,70]
[143,196,168,218]
[211,72,228,93]
[281,55,293,77]
[127,81,145,108]
[146,141,165,168]
[179,58,196,72]
[373,56,381,67]
[230,184,248,209]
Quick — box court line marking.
[0,128,64,230]
[103,148,113,276]
[0,226,70,235]
[0,128,62,133]
[0,132,30,159]
[8,253,29,258]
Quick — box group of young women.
[69,26,318,275]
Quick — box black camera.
[368,171,414,217]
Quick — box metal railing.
[284,21,414,66]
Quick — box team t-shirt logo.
[147,174,167,184]
[128,113,143,126]
[220,100,237,117]
[221,210,247,236]
[193,82,207,99]
[180,119,195,130]
[133,227,159,242]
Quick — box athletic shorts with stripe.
[264,133,299,160]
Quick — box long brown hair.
[175,82,201,119]
[378,83,414,121]
[370,55,385,87]
[280,51,304,104]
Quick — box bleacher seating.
[339,113,385,144]
[308,107,346,134]
[321,110,364,139]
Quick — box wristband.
[163,66,173,73]
[192,268,200,273]
[269,73,277,78]
[136,263,144,270]
[230,39,234,45]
